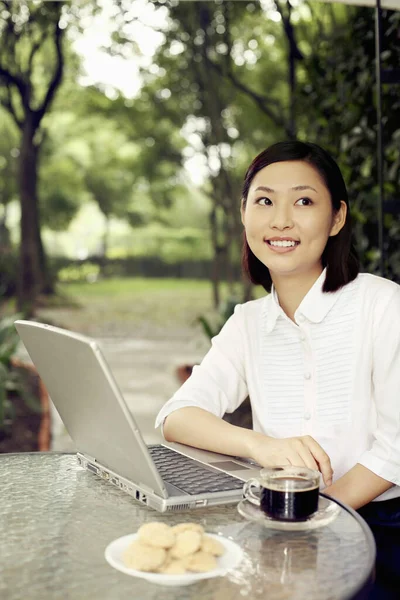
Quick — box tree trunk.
[209,207,221,309]
[37,223,54,295]
[102,214,110,259]
[280,1,303,140]
[99,213,110,275]
[17,117,42,316]
[288,48,296,140]
[224,214,235,295]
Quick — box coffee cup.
[243,466,320,521]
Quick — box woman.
[155,141,400,598]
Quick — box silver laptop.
[15,320,260,512]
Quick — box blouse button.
[304,412,311,420]
[304,372,311,380]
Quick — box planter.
[175,364,194,384]
[0,359,51,453]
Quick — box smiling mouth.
[266,240,300,248]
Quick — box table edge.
[320,492,376,600]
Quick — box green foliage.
[0,0,64,114]
[117,225,212,263]
[0,111,19,208]
[197,297,238,341]
[58,262,100,284]
[39,155,84,230]
[2,0,400,312]
[0,314,40,432]
[297,6,400,278]
[0,249,18,297]
[0,315,20,367]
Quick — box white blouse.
[155,270,400,501]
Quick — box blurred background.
[0,0,399,453]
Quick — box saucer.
[105,532,243,586]
[237,496,340,531]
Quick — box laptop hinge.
[139,482,156,494]
[140,481,169,499]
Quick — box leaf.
[197,316,217,340]
[14,380,42,414]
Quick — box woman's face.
[241,160,346,280]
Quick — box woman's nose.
[269,206,294,230]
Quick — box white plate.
[237,495,341,531]
[105,532,243,586]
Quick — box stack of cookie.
[123,522,225,574]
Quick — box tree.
[0,112,19,251]
[75,82,191,254]
[82,128,139,259]
[0,0,66,314]
[0,111,19,297]
[128,1,280,305]
[125,0,400,286]
[297,5,400,280]
[72,0,399,307]
[112,0,302,305]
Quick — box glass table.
[0,453,375,600]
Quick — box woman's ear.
[329,200,347,237]
[240,198,246,226]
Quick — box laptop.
[15,320,260,512]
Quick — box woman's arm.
[163,407,257,457]
[354,287,400,499]
[164,407,334,486]
[325,286,400,509]
[323,464,394,509]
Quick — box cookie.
[201,535,225,556]
[171,522,204,535]
[137,522,175,548]
[170,530,202,558]
[123,540,166,572]
[128,523,226,575]
[184,550,217,572]
[158,559,187,574]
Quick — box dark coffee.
[260,476,319,521]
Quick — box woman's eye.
[296,197,313,206]
[256,197,272,206]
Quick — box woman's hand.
[247,433,333,486]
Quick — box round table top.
[0,453,375,600]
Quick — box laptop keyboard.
[148,445,244,496]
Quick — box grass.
[4,277,265,337]
[36,278,238,336]
[61,277,217,298]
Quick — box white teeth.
[269,240,297,247]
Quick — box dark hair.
[241,141,359,293]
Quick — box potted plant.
[0,314,51,452]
